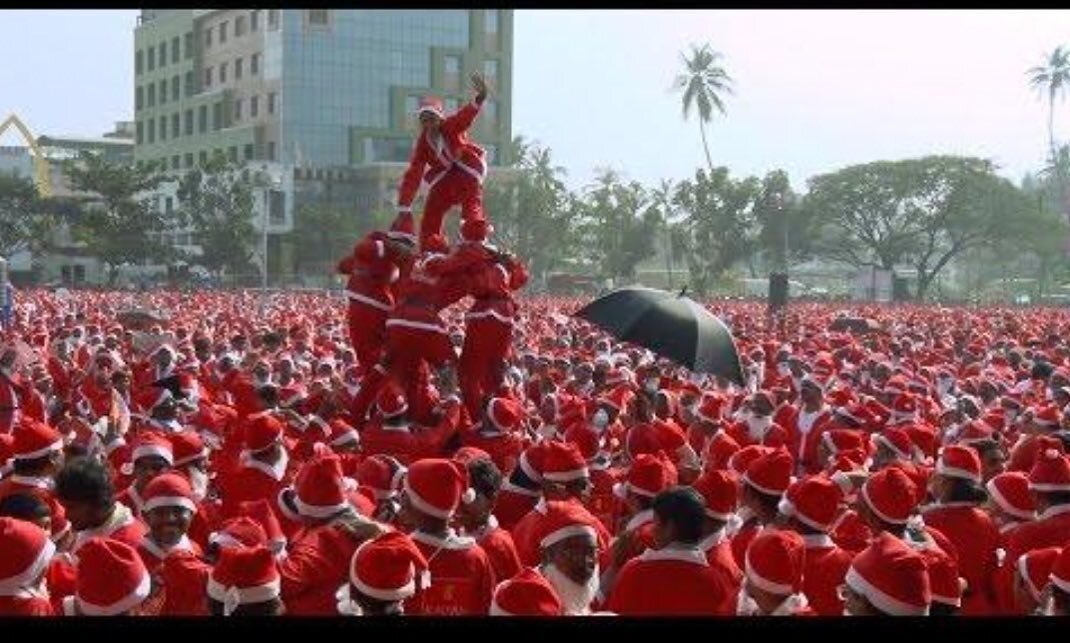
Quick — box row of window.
[203,10,279,49]
[203,53,261,90]
[443,56,498,80]
[138,142,277,173]
[136,32,194,75]
[135,93,276,144]
[136,72,192,110]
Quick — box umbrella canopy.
[573,287,745,385]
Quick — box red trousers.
[346,302,389,370]
[420,169,484,249]
[459,316,512,418]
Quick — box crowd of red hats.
[2,281,1070,617]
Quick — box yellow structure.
[0,114,51,197]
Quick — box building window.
[250,95,259,118]
[136,121,143,144]
[485,10,499,33]
[445,55,460,74]
[267,141,276,160]
[234,98,242,121]
[228,146,238,162]
[184,109,193,136]
[159,79,167,105]
[204,26,212,48]
[250,10,259,31]
[405,95,419,114]
[244,144,254,161]
[235,57,243,80]
[484,99,498,126]
[172,75,180,101]
[184,153,194,168]
[185,71,194,96]
[171,156,179,170]
[147,118,155,143]
[147,83,156,107]
[136,50,143,75]
[268,10,278,30]
[268,92,276,114]
[484,59,498,80]
[172,112,180,138]
[159,118,167,141]
[199,150,208,165]
[136,86,144,110]
[251,53,260,75]
[213,102,223,130]
[308,9,328,25]
[204,67,213,88]
[147,45,155,71]
[219,62,227,84]
[219,21,228,43]
[184,32,193,58]
[158,42,167,68]
[171,36,180,63]
[365,137,412,163]
[235,15,246,37]
[198,105,208,133]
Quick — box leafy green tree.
[63,152,173,284]
[576,169,658,283]
[0,173,57,259]
[174,152,261,278]
[1027,46,1070,166]
[673,44,734,173]
[288,202,390,277]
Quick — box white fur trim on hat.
[292,493,351,519]
[141,496,198,515]
[0,536,55,595]
[777,497,830,532]
[488,599,514,616]
[744,556,794,596]
[1017,555,1045,602]
[935,461,981,484]
[742,472,784,498]
[518,451,542,484]
[872,434,910,460]
[543,466,590,483]
[844,566,929,616]
[985,479,1035,521]
[331,430,360,447]
[173,449,210,468]
[78,568,152,616]
[14,439,63,461]
[132,444,174,465]
[402,477,453,520]
[206,577,282,614]
[539,524,597,551]
[348,539,419,602]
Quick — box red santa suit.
[0,371,24,433]
[799,532,853,616]
[336,232,402,371]
[699,527,743,590]
[779,403,833,474]
[218,449,293,519]
[158,549,211,616]
[920,501,1000,615]
[608,545,736,615]
[404,530,496,616]
[359,400,461,466]
[468,515,523,583]
[279,522,359,616]
[0,474,72,543]
[1001,503,1070,581]
[45,503,148,605]
[137,534,202,576]
[0,593,53,616]
[396,97,488,248]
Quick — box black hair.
[207,597,283,616]
[945,477,989,504]
[653,486,706,544]
[0,493,50,522]
[467,457,502,499]
[54,456,113,510]
[1032,361,1054,381]
[508,460,541,491]
[929,603,959,617]
[256,384,280,409]
[1042,490,1070,506]
[12,454,54,476]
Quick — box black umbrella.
[573,286,745,385]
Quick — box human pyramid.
[2,76,1070,618]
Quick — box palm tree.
[1027,46,1070,164]
[650,179,676,289]
[672,44,734,173]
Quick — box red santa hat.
[0,517,56,595]
[1029,447,1070,492]
[695,392,727,424]
[517,443,547,484]
[742,447,793,497]
[141,472,197,515]
[1016,547,1061,603]
[822,429,865,456]
[403,458,475,520]
[69,537,151,616]
[870,427,914,462]
[377,384,409,419]
[453,446,493,465]
[861,467,919,525]
[777,473,844,533]
[170,431,208,468]
[728,445,772,477]
[356,455,407,501]
[207,545,281,616]
[540,441,589,483]
[532,499,602,552]
[490,568,563,616]
[845,532,931,616]
[328,418,360,449]
[11,420,63,461]
[744,530,806,596]
[460,218,494,243]
[238,500,287,553]
[985,471,1036,520]
[613,452,678,499]
[1049,546,1070,596]
[1033,404,1062,429]
[836,403,876,429]
[348,531,430,602]
[563,424,602,462]
[918,545,966,608]
[890,393,918,418]
[702,431,741,473]
[209,517,269,551]
[690,470,739,521]
[934,445,981,484]
[292,452,350,519]
[130,431,174,465]
[416,95,445,118]
[956,420,996,447]
[244,414,284,453]
[487,397,523,433]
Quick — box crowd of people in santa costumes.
[3,79,1070,619]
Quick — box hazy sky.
[3,9,1068,192]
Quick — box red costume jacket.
[397,100,486,212]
